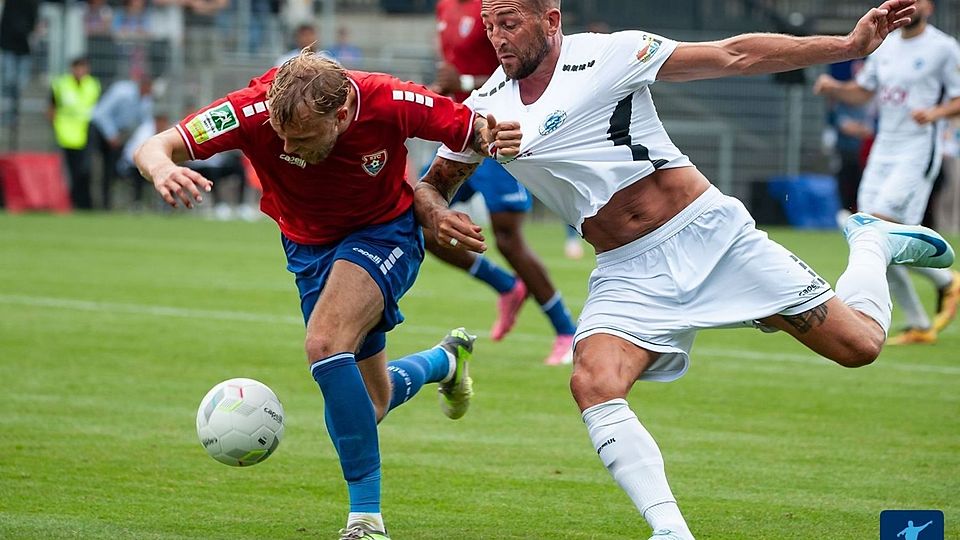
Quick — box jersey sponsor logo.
[392,89,434,107]
[636,34,663,64]
[362,149,388,176]
[539,110,567,135]
[562,60,596,72]
[186,102,239,144]
[279,153,306,168]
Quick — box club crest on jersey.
[186,102,239,144]
[459,15,474,37]
[539,110,567,135]
[362,150,388,176]
[636,35,662,64]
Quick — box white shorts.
[858,136,942,225]
[574,186,835,382]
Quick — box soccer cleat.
[887,327,937,346]
[437,327,477,420]
[648,529,693,540]
[933,270,960,332]
[339,524,391,540]
[491,279,527,341]
[543,334,574,365]
[843,213,955,268]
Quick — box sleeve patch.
[185,102,240,144]
[636,34,663,64]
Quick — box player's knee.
[493,225,523,254]
[304,333,340,364]
[569,356,631,409]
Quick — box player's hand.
[813,73,838,96]
[434,62,461,95]
[912,108,938,125]
[151,164,213,209]
[847,0,916,57]
[477,113,522,163]
[432,208,486,253]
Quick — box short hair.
[268,51,349,128]
[526,0,560,13]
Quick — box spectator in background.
[328,26,363,67]
[49,57,101,210]
[0,0,40,130]
[83,0,115,36]
[89,75,154,209]
[823,59,874,221]
[184,0,228,65]
[275,23,333,67]
[112,0,152,38]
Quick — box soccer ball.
[196,378,285,467]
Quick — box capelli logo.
[279,153,306,168]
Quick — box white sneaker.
[843,213,955,268]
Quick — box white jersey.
[437,31,692,230]
[856,26,960,148]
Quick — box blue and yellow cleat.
[843,212,955,268]
[437,327,476,420]
[339,524,390,540]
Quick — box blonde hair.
[268,50,349,128]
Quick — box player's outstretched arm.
[134,128,213,209]
[415,157,486,253]
[658,0,915,83]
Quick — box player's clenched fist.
[478,113,522,163]
[151,164,213,209]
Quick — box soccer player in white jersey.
[414,0,953,538]
[815,0,960,345]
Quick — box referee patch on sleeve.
[185,102,240,144]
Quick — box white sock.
[909,266,954,289]
[437,346,456,384]
[582,399,693,538]
[837,230,893,335]
[347,512,385,533]
[888,266,931,329]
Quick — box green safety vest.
[51,74,101,150]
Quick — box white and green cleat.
[339,524,390,540]
[437,327,476,420]
[844,212,955,268]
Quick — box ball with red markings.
[196,378,285,467]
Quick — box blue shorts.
[281,208,425,360]
[422,158,532,213]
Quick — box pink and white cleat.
[544,334,574,365]
[490,279,527,341]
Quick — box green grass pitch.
[0,212,957,539]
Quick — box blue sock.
[311,353,381,513]
[541,292,577,335]
[386,347,451,412]
[469,255,516,294]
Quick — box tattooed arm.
[414,157,487,253]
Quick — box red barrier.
[0,153,72,213]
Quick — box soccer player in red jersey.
[134,53,521,540]
[429,0,578,365]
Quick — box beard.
[299,133,338,164]
[905,14,924,29]
[503,28,551,80]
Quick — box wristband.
[459,74,476,92]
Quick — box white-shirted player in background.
[815,0,960,345]
[415,1,951,538]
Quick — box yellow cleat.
[887,327,938,346]
[933,270,960,333]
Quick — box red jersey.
[176,69,477,245]
[436,0,499,103]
